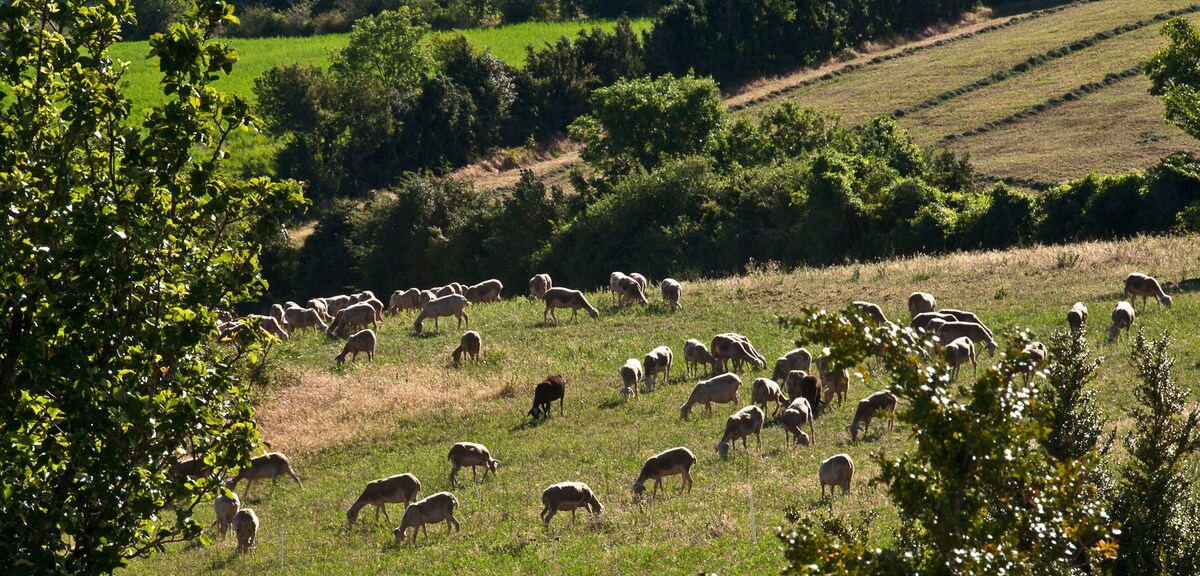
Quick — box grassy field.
[121,235,1200,575]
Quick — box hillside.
[123,235,1200,575]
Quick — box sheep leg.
[449,465,460,487]
[559,397,564,416]
[368,349,374,363]
[682,470,692,493]
[541,506,553,524]
[755,429,761,449]
[434,316,440,331]
[543,306,550,323]
[472,466,478,482]
[288,469,303,488]
[243,479,254,499]
[572,509,577,524]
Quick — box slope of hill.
[122,235,1200,575]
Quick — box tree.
[0,0,305,571]
[330,6,432,91]
[1145,17,1200,142]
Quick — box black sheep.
[528,374,566,419]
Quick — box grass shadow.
[508,416,550,432]
[598,398,624,410]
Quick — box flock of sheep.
[193,270,1174,553]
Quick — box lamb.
[617,276,649,307]
[334,329,376,366]
[225,452,303,498]
[413,294,470,334]
[751,377,787,416]
[540,482,603,526]
[716,405,764,459]
[643,346,673,391]
[936,321,998,356]
[819,454,855,497]
[465,279,504,303]
[908,292,936,317]
[1108,301,1136,342]
[213,491,240,539]
[710,333,767,372]
[943,336,976,381]
[679,373,742,419]
[448,442,500,486]
[620,358,643,399]
[452,330,481,364]
[925,317,949,336]
[783,370,819,406]
[346,473,421,526]
[232,508,259,553]
[771,357,792,383]
[392,492,460,544]
[661,278,683,310]
[325,302,379,337]
[780,397,815,447]
[911,311,956,332]
[528,374,566,419]
[1019,341,1048,383]
[283,306,328,334]
[528,274,552,300]
[387,288,422,316]
[1067,301,1088,331]
[1125,272,1172,309]
[542,287,599,323]
[852,301,889,325]
[449,282,467,295]
[631,447,696,498]
[683,339,720,377]
[848,390,897,442]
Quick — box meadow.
[122,235,1200,575]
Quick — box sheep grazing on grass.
[307,298,332,323]
[1019,341,1048,384]
[448,442,500,487]
[848,390,897,442]
[781,397,815,447]
[751,377,788,416]
[936,321,998,357]
[347,473,421,526]
[683,339,720,378]
[852,301,889,325]
[528,374,566,419]
[388,288,422,316]
[632,447,696,499]
[716,405,764,459]
[620,358,643,399]
[325,302,379,337]
[240,314,289,341]
[270,303,286,327]
[1067,301,1088,331]
[232,508,259,553]
[419,290,435,308]
[781,347,813,374]
[816,360,849,407]
[414,294,470,334]
[541,482,603,526]
[392,492,460,544]
[465,279,504,303]
[938,309,991,334]
[453,330,481,364]
[1108,301,1136,342]
[943,336,976,381]
[335,329,376,366]
[528,274,552,300]
[911,311,956,333]
[617,276,649,307]
[283,306,327,335]
[908,292,936,317]
[629,273,648,292]
[1124,272,1172,309]
[213,492,240,539]
[167,457,212,479]
[542,288,599,323]
[431,285,457,298]
[608,272,630,306]
[783,369,818,404]
[680,373,742,419]
[661,278,683,310]
[819,454,854,497]
[226,452,303,498]
[643,346,673,391]
[710,333,767,372]
[351,290,377,304]
[361,297,385,322]
[323,294,353,317]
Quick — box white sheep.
[852,300,888,325]
[716,405,764,459]
[270,303,286,326]
[1019,341,1048,384]
[632,447,696,499]
[528,274,552,300]
[1108,301,1136,342]
[225,452,303,498]
[751,377,787,416]
[542,287,599,323]
[643,346,673,390]
[347,473,421,526]
[232,508,259,553]
[540,482,603,526]
[911,311,956,332]
[710,333,767,372]
[413,294,470,334]
[908,291,936,317]
[629,273,648,292]
[617,276,649,307]
[448,442,500,486]
[307,298,332,322]
[936,321,998,356]
[388,288,422,316]
[819,453,854,497]
[943,336,976,381]
[783,347,813,373]
[608,272,629,306]
[1125,272,1172,309]
[848,390,897,442]
[392,492,460,544]
[661,278,683,310]
[679,373,742,419]
[283,306,327,334]
[683,339,720,377]
[351,290,377,304]
[325,302,379,337]
[323,294,353,317]
[938,309,994,339]
[620,358,643,399]
[453,330,481,364]
[335,329,376,366]
[780,397,815,447]
[213,491,240,539]
[465,279,504,303]
[1067,301,1088,331]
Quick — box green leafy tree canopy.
[1146,17,1200,141]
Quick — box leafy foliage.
[1041,328,1110,463]
[1146,17,1200,142]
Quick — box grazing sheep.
[819,454,854,497]
[528,374,566,419]
[362,297,385,322]
[943,336,976,381]
[528,274,552,300]
[925,317,950,337]
[908,292,936,317]
[270,303,286,326]
[226,452,303,498]
[541,482,603,526]
[244,314,289,341]
[1125,272,1172,309]
[679,373,742,419]
[817,361,849,407]
[283,306,328,334]
[307,298,332,323]
[431,285,457,298]
[771,357,792,383]
[783,369,816,403]
[387,288,422,316]
[620,358,643,399]
[782,347,814,373]
[629,273,648,292]
[213,492,240,539]
[661,278,683,310]
[852,301,889,325]
[609,272,630,305]
[936,321,998,357]
[911,311,957,332]
[167,457,212,479]
[1019,341,1048,384]
[465,279,504,304]
[448,442,500,486]
[325,302,379,337]
[542,288,599,323]
[1067,301,1089,331]
[716,405,765,459]
[450,282,467,295]
[392,492,460,544]
[347,473,421,526]
[452,330,481,364]
[938,309,993,339]
[848,390,897,442]
[419,290,435,308]
[643,346,673,390]
[751,377,788,416]
[632,447,696,498]
[710,333,767,372]
[335,329,376,366]
[323,294,353,317]
[351,290,377,304]
[683,339,720,378]
[1108,302,1135,342]
[413,294,470,334]
[232,508,259,553]
[781,397,815,447]
[617,276,649,307]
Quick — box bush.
[961,183,1035,249]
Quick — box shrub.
[962,183,1035,249]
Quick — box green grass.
[121,235,1200,575]
[433,18,652,69]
